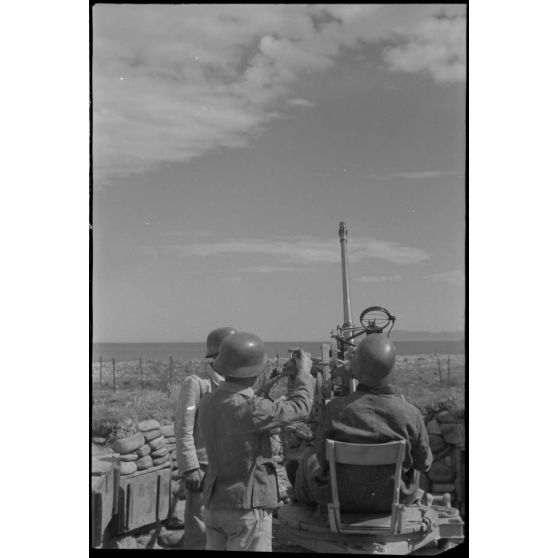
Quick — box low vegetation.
[92,354,465,440]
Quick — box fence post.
[112,358,116,392]
[139,358,143,390]
[447,355,451,386]
[99,356,103,388]
[437,356,443,387]
[169,356,173,386]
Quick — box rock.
[136,444,151,457]
[426,419,442,436]
[120,461,138,475]
[153,454,171,466]
[436,410,464,424]
[440,423,465,448]
[143,429,162,442]
[427,461,455,483]
[138,419,161,432]
[136,455,153,470]
[151,446,169,458]
[119,453,139,462]
[111,433,145,454]
[164,436,176,444]
[92,437,106,445]
[428,434,446,453]
[149,435,167,450]
[160,425,175,437]
[431,482,455,493]
[124,418,134,427]
[158,528,184,548]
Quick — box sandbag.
[149,435,166,450]
[111,433,145,454]
[136,455,153,470]
[143,428,162,442]
[431,482,455,493]
[120,461,138,475]
[436,410,464,424]
[440,423,465,448]
[152,454,170,466]
[136,444,151,457]
[427,461,454,483]
[428,434,446,453]
[138,419,161,432]
[426,419,442,436]
[164,436,176,444]
[119,453,138,462]
[166,443,176,452]
[160,425,175,437]
[151,446,169,458]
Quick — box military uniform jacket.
[315,384,433,476]
[199,371,314,510]
[174,365,222,474]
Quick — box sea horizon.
[92,340,465,361]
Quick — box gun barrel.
[338,222,353,333]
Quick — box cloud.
[382,9,466,83]
[358,274,402,283]
[424,270,465,286]
[93,5,466,182]
[175,236,429,266]
[286,98,316,108]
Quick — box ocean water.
[92,340,464,362]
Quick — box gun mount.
[275,222,465,554]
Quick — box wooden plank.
[115,463,172,534]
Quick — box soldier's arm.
[411,411,433,473]
[251,351,314,431]
[174,376,202,474]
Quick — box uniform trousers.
[204,508,273,551]
[183,465,207,550]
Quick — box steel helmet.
[205,327,238,358]
[350,333,396,387]
[212,331,267,378]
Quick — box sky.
[92,4,466,343]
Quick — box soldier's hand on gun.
[284,348,312,377]
[184,468,205,492]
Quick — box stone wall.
[420,406,465,515]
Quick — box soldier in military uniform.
[198,332,314,551]
[174,326,237,549]
[292,333,433,510]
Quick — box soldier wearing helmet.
[198,332,315,552]
[291,332,432,509]
[174,326,237,550]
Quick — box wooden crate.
[114,462,172,534]
[91,457,118,547]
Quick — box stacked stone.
[111,432,146,476]
[420,406,465,512]
[137,420,172,470]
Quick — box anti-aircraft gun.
[274,222,465,555]
[285,223,397,426]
